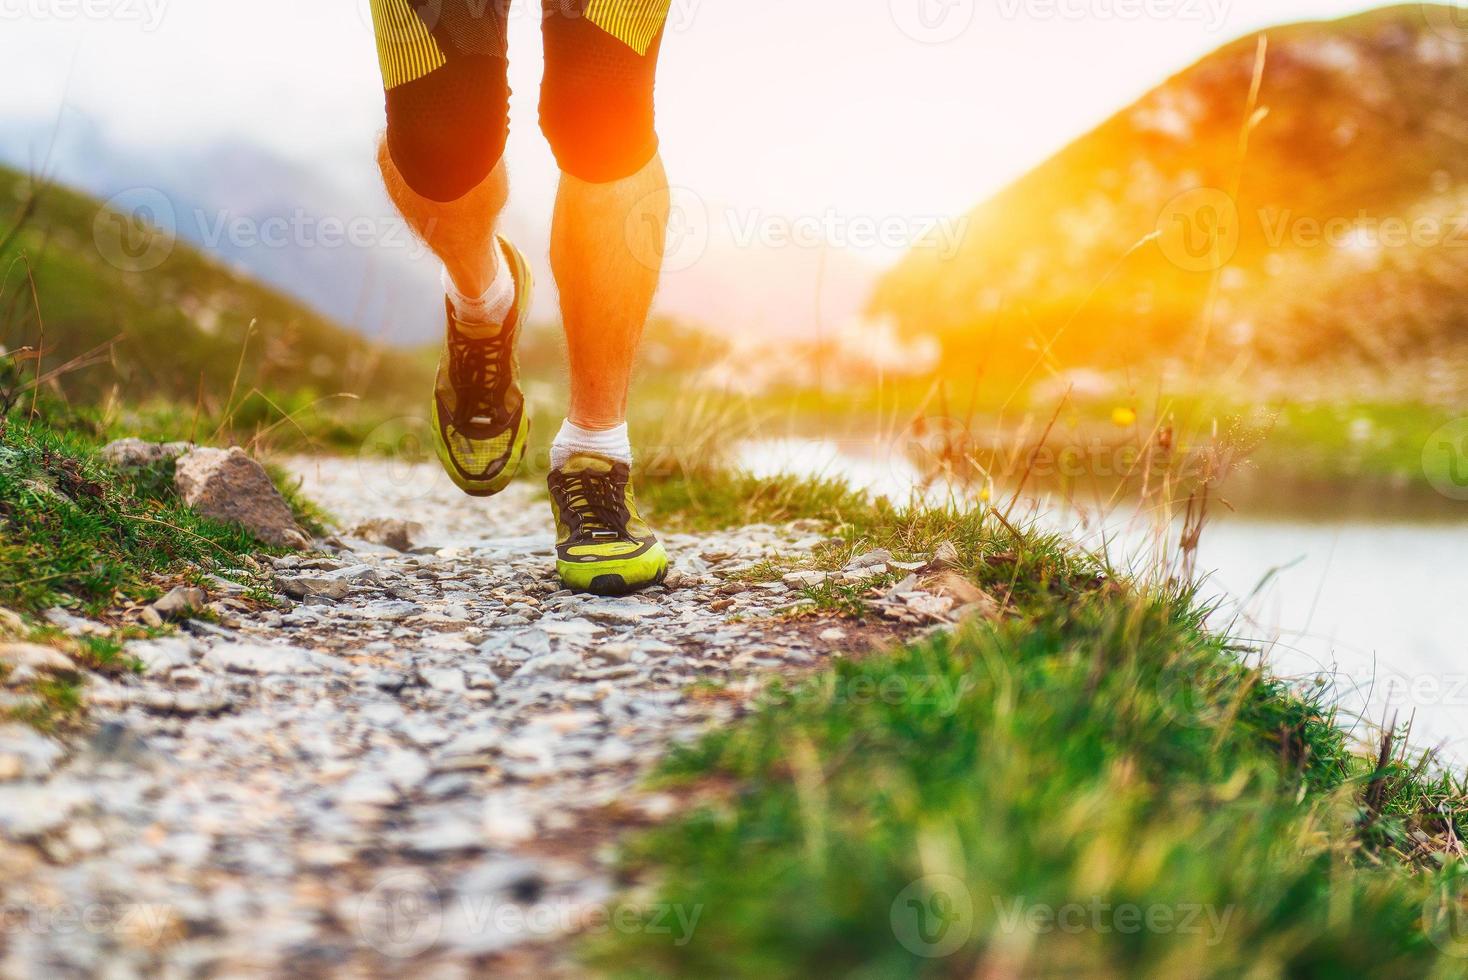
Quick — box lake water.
[737,438,1468,761]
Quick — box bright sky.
[1,0,1397,249]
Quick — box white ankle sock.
[551,420,632,469]
[443,245,514,335]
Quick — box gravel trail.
[0,457,938,977]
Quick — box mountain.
[871,4,1468,374]
[0,162,428,407]
[1,118,886,348]
[0,116,446,346]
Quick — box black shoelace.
[551,468,629,539]
[448,331,509,422]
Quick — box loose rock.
[515,652,580,680]
[845,548,893,571]
[782,570,829,589]
[174,447,310,549]
[201,642,324,675]
[0,724,63,780]
[276,576,351,601]
[929,540,962,570]
[152,586,207,620]
[0,643,76,675]
[101,438,192,471]
[351,518,423,552]
[125,636,197,674]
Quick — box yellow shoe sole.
[557,543,669,596]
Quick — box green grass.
[639,470,871,533]
[264,461,334,538]
[1246,398,1458,486]
[585,503,1468,978]
[0,409,309,725]
[0,166,431,415]
[39,389,419,460]
[1,416,256,616]
[677,376,1462,513]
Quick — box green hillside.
[872,4,1468,375]
[0,165,428,429]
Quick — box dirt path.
[0,457,931,976]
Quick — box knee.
[385,58,510,202]
[539,24,662,183]
[540,89,659,184]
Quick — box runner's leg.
[371,0,513,297]
[371,0,533,498]
[551,155,668,432]
[541,0,671,433]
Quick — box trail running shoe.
[549,452,669,595]
[430,236,532,497]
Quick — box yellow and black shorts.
[370,0,672,201]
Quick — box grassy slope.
[872,4,1468,372]
[584,495,1468,977]
[0,165,431,448]
[5,153,1444,500]
[0,411,304,727]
